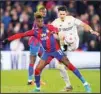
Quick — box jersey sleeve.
[73,16,83,26]
[8,30,34,41]
[48,25,59,33]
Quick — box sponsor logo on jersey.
[59,26,73,31]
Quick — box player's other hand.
[2,38,9,45]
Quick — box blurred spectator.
[68,1,77,16]
[19,11,29,24]
[5,5,11,12]
[11,10,19,26]
[76,0,88,15]
[1,11,11,30]
[26,5,34,25]
[46,1,55,11]
[80,13,89,24]
[13,23,21,33]
[37,1,44,11]
[6,1,11,6]
[0,8,3,18]
[38,7,49,24]
[14,2,23,16]
[88,5,95,18]
[0,22,6,40]
[46,1,57,22]
[7,23,14,36]
[10,39,24,51]
[88,40,97,51]
[90,14,100,34]
[78,13,89,48]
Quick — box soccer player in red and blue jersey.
[2,13,92,93]
[28,7,73,91]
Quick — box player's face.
[39,9,47,17]
[58,11,67,21]
[36,18,44,27]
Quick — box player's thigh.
[60,56,71,66]
[36,59,47,71]
[30,55,37,64]
[52,49,65,61]
[29,43,40,56]
[46,56,53,64]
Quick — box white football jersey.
[52,16,83,50]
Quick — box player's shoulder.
[66,16,75,20]
[46,24,58,31]
[53,18,60,23]
[47,24,55,28]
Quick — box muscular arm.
[8,30,34,41]
[73,16,99,36]
[80,22,93,32]
[80,22,99,36]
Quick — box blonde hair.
[34,12,43,19]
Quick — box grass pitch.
[1,69,100,93]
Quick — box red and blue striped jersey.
[8,24,60,52]
[33,25,60,52]
[28,21,40,46]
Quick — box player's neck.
[60,16,66,22]
[38,24,45,29]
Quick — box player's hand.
[90,31,99,36]
[2,38,9,45]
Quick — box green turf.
[1,69,100,93]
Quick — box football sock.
[34,68,41,89]
[35,75,40,89]
[28,63,34,82]
[67,63,86,84]
[60,67,71,87]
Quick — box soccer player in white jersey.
[51,5,99,92]
[52,6,99,51]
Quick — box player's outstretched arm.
[2,30,34,45]
[80,22,99,36]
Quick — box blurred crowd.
[0,0,101,51]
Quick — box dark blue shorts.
[29,42,44,56]
[41,49,65,61]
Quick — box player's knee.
[35,68,41,75]
[46,57,53,64]
[30,55,36,64]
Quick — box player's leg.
[33,59,48,92]
[60,55,91,92]
[32,52,48,92]
[37,45,47,85]
[53,49,91,92]
[28,43,40,85]
[54,58,72,91]
[51,50,73,91]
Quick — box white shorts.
[67,38,79,51]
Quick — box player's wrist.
[89,29,94,34]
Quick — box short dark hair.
[34,12,43,19]
[58,6,67,11]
